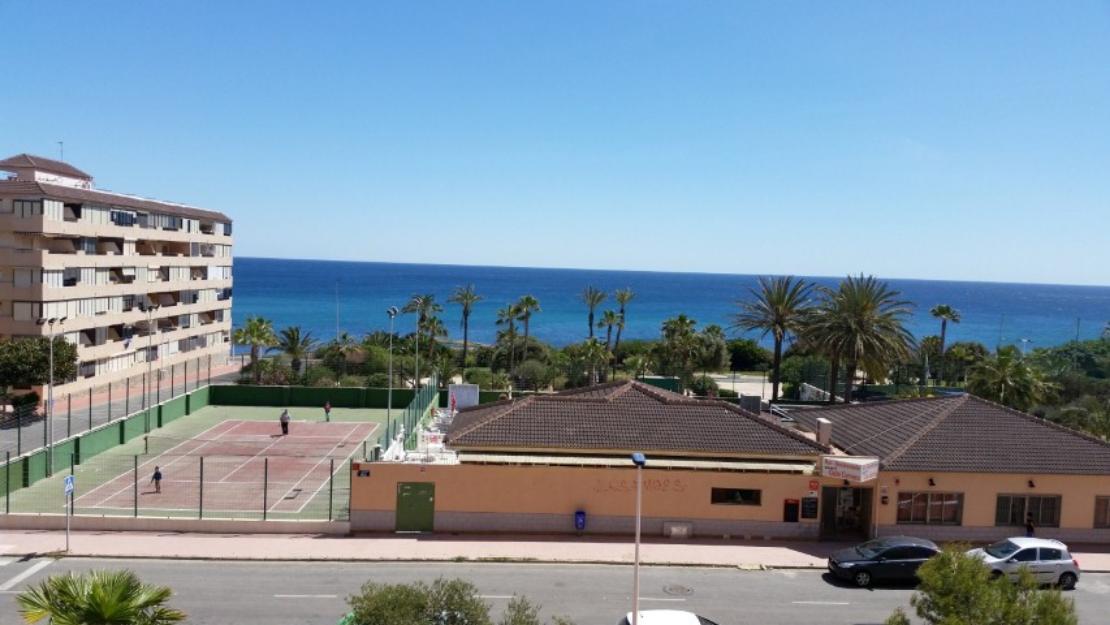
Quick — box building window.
[14,199,42,217]
[996,495,1062,528]
[1096,497,1110,529]
[896,492,963,525]
[711,488,761,506]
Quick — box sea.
[232,257,1110,351]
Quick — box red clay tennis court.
[73,419,376,518]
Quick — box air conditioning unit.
[662,522,692,539]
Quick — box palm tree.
[661,314,700,391]
[803,275,916,403]
[422,315,448,362]
[515,295,541,348]
[496,303,519,374]
[579,337,610,385]
[730,276,813,402]
[581,286,607,338]
[332,331,362,377]
[449,284,482,367]
[613,288,635,353]
[18,569,185,624]
[624,354,651,380]
[967,346,1053,410]
[599,310,620,352]
[930,304,961,384]
[232,316,278,384]
[402,294,443,344]
[277,326,315,375]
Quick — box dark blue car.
[827,536,940,587]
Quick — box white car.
[967,537,1081,589]
[618,610,721,625]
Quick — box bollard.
[262,457,269,520]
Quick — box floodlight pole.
[386,307,399,442]
[38,316,65,476]
[142,303,160,416]
[631,452,646,625]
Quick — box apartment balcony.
[4,277,232,302]
[73,319,232,362]
[0,298,232,336]
[0,213,233,245]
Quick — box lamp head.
[387,306,399,319]
[631,452,646,467]
[35,318,46,326]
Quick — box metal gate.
[395,482,435,532]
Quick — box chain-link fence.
[0,354,240,457]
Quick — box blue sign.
[63,475,75,495]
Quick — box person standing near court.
[324,400,332,422]
[150,466,163,494]
[280,409,291,436]
[1026,513,1036,537]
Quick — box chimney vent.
[817,417,833,447]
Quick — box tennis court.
[6,405,390,521]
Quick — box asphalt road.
[2,557,1109,624]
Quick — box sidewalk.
[2,530,1109,571]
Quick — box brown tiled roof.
[0,180,229,222]
[446,380,827,458]
[791,395,1110,475]
[0,153,92,180]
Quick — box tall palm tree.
[967,346,1052,411]
[730,276,813,402]
[402,294,443,344]
[422,315,448,362]
[277,325,315,375]
[449,284,482,367]
[232,316,278,384]
[579,337,610,385]
[613,288,635,353]
[496,303,519,374]
[599,310,620,352]
[662,314,700,391]
[804,275,916,403]
[332,331,362,377]
[515,295,541,351]
[930,304,961,384]
[581,286,606,339]
[18,569,186,624]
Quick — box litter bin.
[574,510,586,532]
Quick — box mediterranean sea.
[233,257,1110,350]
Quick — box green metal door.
[396,482,435,532]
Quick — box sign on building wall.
[448,384,480,411]
[821,456,880,483]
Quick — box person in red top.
[324,401,332,422]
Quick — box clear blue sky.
[3,2,1108,285]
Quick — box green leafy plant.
[17,569,185,625]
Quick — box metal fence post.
[208,355,212,385]
[42,405,48,449]
[347,458,354,521]
[185,359,190,392]
[133,455,139,517]
[171,364,176,397]
[5,451,10,514]
[16,412,20,455]
[67,394,72,438]
[328,458,335,521]
[88,387,93,430]
[262,457,269,520]
[125,376,130,416]
[108,382,113,420]
[199,456,204,520]
[157,368,162,405]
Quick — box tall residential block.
[0,153,233,396]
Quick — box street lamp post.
[386,306,399,444]
[36,316,66,476]
[630,452,646,625]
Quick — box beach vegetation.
[276,325,315,375]
[448,284,483,367]
[0,337,79,411]
[727,338,772,372]
[580,286,606,339]
[232,316,278,384]
[968,346,1054,411]
[17,569,185,625]
[731,275,814,402]
[929,304,961,383]
[613,287,635,355]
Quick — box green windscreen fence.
[160,396,188,426]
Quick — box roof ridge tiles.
[878,394,970,467]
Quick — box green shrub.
[689,374,719,397]
[339,375,366,388]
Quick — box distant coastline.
[232,257,1110,349]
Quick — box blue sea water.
[233,257,1110,351]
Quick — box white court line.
[792,601,850,605]
[290,424,377,515]
[274,594,338,599]
[268,423,359,513]
[216,426,295,484]
[0,560,52,591]
[76,419,242,506]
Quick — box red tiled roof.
[0,180,229,222]
[0,153,92,180]
[791,395,1110,475]
[446,380,827,458]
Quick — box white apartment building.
[0,153,233,395]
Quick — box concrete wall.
[350,462,821,538]
[874,471,1110,542]
[0,514,348,535]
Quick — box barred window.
[896,492,963,525]
[996,495,1061,528]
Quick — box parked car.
[967,537,1080,589]
[827,536,940,587]
[618,610,720,625]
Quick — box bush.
[304,365,337,387]
[464,367,495,388]
[366,373,391,387]
[728,339,772,372]
[339,375,366,387]
[717,388,738,398]
[689,375,719,397]
[515,359,554,391]
[344,579,572,625]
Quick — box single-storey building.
[349,381,1110,543]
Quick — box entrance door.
[396,482,435,532]
[819,486,873,540]
[783,499,800,523]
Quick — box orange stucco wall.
[875,472,1110,529]
[352,462,824,523]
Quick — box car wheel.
[853,570,872,588]
[1058,573,1077,590]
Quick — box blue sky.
[3,1,1108,285]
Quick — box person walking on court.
[279,409,291,436]
[150,466,163,494]
[324,400,332,422]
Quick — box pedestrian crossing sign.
[63,475,75,495]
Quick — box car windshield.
[984,540,1021,558]
[855,539,892,558]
